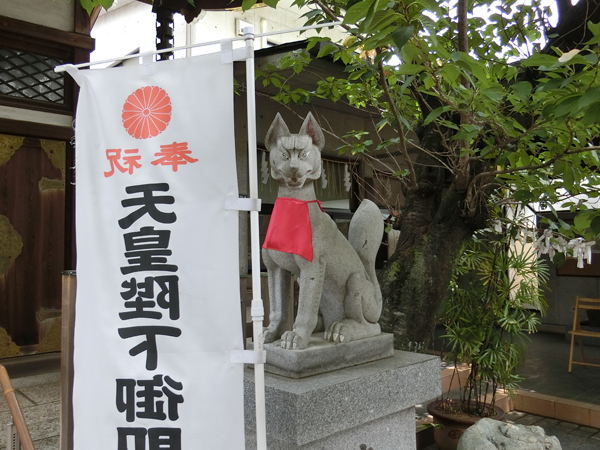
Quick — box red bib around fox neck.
[262,197,323,262]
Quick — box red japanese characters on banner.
[105,88,198,178]
[104,141,198,177]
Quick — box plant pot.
[426,400,505,450]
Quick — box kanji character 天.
[119,184,176,229]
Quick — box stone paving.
[0,372,60,450]
[517,332,600,405]
[506,410,600,450]
[1,372,600,450]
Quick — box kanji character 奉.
[151,142,198,172]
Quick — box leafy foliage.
[440,221,549,416]
[79,0,114,15]
[257,0,600,259]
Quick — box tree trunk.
[378,125,481,351]
[379,186,475,350]
[544,0,600,52]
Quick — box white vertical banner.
[71,52,245,450]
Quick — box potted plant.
[428,223,549,450]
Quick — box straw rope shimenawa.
[0,364,36,450]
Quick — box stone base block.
[244,351,441,450]
[263,333,395,378]
[246,407,415,450]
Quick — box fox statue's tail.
[348,199,384,323]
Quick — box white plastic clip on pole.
[244,25,268,450]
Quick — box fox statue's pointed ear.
[265,113,291,151]
[299,112,325,151]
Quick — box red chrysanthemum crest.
[122,86,172,139]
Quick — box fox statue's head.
[265,112,325,189]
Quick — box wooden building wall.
[0,134,65,356]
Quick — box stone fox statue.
[261,112,384,350]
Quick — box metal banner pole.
[244,26,268,450]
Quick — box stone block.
[590,406,600,428]
[246,408,415,450]
[555,399,591,426]
[245,351,441,450]
[262,333,394,378]
[514,391,556,418]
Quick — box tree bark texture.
[545,0,600,51]
[378,125,481,350]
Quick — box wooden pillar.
[60,271,76,450]
[154,5,175,60]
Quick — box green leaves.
[258,0,600,265]
[79,0,113,14]
[362,0,380,30]
[343,0,378,25]
[574,210,596,230]
[337,130,373,155]
[553,252,567,266]
[513,190,535,203]
[521,53,559,67]
[241,0,258,11]
[395,63,425,75]
[450,52,489,85]
[586,21,600,45]
[316,44,339,58]
[591,215,600,236]
[391,25,414,52]
[511,81,532,99]
[423,105,451,125]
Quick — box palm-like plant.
[439,224,549,417]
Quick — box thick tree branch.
[456,0,470,189]
[545,0,600,51]
[457,0,468,54]
[312,0,352,31]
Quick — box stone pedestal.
[263,333,395,378]
[244,351,441,450]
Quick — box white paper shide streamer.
[261,151,269,185]
[344,164,351,192]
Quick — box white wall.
[92,0,159,64]
[0,0,74,31]
[91,0,346,63]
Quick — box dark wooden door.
[0,133,65,357]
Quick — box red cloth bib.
[262,197,323,262]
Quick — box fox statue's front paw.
[263,325,281,344]
[325,319,381,343]
[324,322,348,343]
[280,330,309,350]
